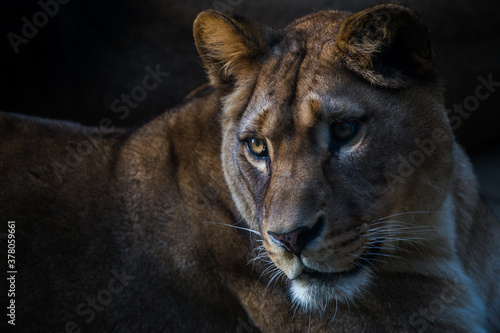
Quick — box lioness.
[1,4,499,332]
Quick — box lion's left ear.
[335,4,437,88]
[194,10,274,90]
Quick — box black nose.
[268,217,324,257]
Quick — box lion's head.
[194,4,455,311]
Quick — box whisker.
[367,225,438,234]
[260,262,280,281]
[373,210,445,222]
[265,269,283,293]
[203,221,262,236]
[368,222,440,233]
[331,297,338,323]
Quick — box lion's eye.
[246,138,268,159]
[330,118,360,144]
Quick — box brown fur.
[1,4,499,332]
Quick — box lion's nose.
[268,217,324,257]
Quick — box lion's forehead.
[240,49,369,140]
[283,10,347,44]
[239,86,367,142]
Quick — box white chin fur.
[290,269,373,312]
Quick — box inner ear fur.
[193,10,273,89]
[335,4,437,88]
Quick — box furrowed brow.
[238,108,270,139]
[321,97,365,119]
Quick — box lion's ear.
[335,4,437,88]
[194,10,273,90]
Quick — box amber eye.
[246,138,268,159]
[330,118,360,144]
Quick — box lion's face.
[195,5,454,310]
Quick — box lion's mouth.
[297,241,382,283]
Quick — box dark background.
[1,1,499,215]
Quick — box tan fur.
[1,4,499,332]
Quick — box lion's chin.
[289,265,373,312]
[286,240,382,311]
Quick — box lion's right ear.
[194,10,273,90]
[335,4,437,88]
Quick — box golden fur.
[1,4,499,332]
